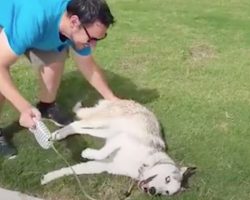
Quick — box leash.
[121,164,147,199]
[50,143,97,200]
[29,119,97,200]
[124,178,136,198]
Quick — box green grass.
[1,0,250,199]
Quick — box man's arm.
[0,30,40,128]
[74,53,119,100]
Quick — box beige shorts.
[0,26,68,67]
[25,48,68,68]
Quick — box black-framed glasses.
[83,26,107,43]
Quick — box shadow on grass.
[57,69,159,108]
[2,121,24,142]
[56,69,160,162]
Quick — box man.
[0,0,119,158]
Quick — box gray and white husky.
[41,99,196,196]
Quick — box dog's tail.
[72,101,82,114]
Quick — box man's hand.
[19,107,41,128]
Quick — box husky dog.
[41,100,196,196]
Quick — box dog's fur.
[41,100,195,196]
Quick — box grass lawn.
[1,0,250,199]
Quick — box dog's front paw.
[51,130,64,141]
[81,148,98,160]
[41,174,51,185]
[41,171,60,185]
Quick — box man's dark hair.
[67,0,115,27]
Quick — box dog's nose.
[149,187,156,195]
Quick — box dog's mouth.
[138,180,148,193]
[138,174,157,195]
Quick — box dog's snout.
[149,187,156,195]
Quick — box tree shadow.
[56,69,160,161]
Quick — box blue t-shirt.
[0,0,91,56]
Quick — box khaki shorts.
[25,48,68,68]
[0,26,68,67]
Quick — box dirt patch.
[188,43,217,62]
[184,42,218,76]
[125,36,148,49]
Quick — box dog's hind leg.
[75,107,107,119]
[51,119,114,140]
[77,127,116,139]
[41,161,112,185]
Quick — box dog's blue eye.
[165,176,171,183]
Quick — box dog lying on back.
[41,99,196,196]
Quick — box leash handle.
[29,119,52,149]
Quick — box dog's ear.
[180,167,197,189]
